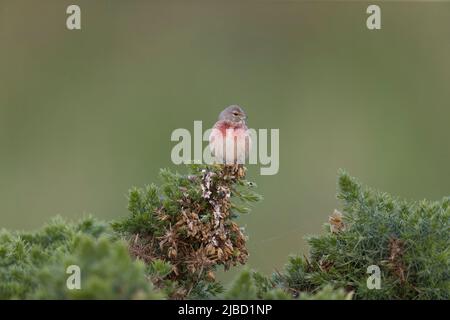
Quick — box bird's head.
[218,105,247,124]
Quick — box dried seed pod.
[168,247,177,259]
[217,248,224,260]
[206,271,216,282]
[206,244,216,256]
[329,209,346,233]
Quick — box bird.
[209,105,251,165]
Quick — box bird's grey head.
[218,105,247,123]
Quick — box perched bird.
[209,105,251,164]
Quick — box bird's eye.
[233,112,239,116]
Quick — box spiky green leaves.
[274,171,450,299]
[0,217,162,299]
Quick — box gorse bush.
[0,217,161,299]
[112,164,261,298]
[267,171,450,299]
[0,167,448,300]
[223,269,352,300]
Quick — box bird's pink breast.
[214,121,247,134]
[209,121,251,164]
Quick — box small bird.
[209,105,251,164]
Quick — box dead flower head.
[329,209,346,233]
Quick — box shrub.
[0,217,161,299]
[270,171,450,299]
[1,169,447,300]
[112,164,261,298]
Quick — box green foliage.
[299,285,353,300]
[0,216,162,299]
[0,170,447,300]
[272,255,314,294]
[224,269,258,300]
[224,269,347,300]
[272,171,450,300]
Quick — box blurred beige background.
[1,1,450,280]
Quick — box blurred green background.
[1,1,450,280]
